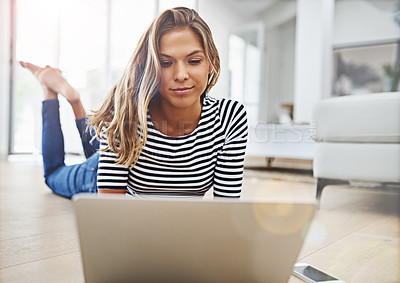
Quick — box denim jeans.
[42,99,99,199]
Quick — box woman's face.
[158,27,210,111]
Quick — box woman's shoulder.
[204,95,244,109]
[204,96,246,118]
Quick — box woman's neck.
[149,97,202,137]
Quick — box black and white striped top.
[97,96,248,198]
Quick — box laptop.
[73,194,317,283]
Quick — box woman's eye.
[189,59,201,65]
[160,61,172,68]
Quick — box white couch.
[313,92,400,202]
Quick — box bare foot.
[20,61,43,79]
[20,61,58,100]
[20,61,86,119]
[19,61,80,103]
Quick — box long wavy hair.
[89,7,220,168]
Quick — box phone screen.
[294,265,338,282]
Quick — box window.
[14,0,108,154]
[110,0,156,85]
[228,31,261,126]
[12,0,198,155]
[13,0,61,153]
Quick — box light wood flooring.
[0,156,399,283]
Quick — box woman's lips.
[171,86,193,95]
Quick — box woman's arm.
[98,189,127,194]
[213,101,248,198]
[96,134,129,194]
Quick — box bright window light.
[158,0,197,12]
[12,0,157,154]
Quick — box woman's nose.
[174,62,189,81]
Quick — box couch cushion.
[313,92,400,142]
[313,142,400,182]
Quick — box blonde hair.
[89,7,220,168]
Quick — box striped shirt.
[97,96,248,198]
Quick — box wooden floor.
[0,157,399,283]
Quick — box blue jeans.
[42,99,99,199]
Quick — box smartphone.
[293,263,345,283]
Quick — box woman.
[22,7,248,199]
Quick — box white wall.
[205,0,298,123]
[293,0,334,123]
[279,19,296,105]
[214,0,296,123]
[0,0,10,159]
[263,18,296,122]
[260,0,297,30]
[293,0,399,123]
[334,0,400,45]
[199,0,246,99]
[251,0,297,123]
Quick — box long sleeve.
[213,101,248,198]
[75,117,99,158]
[96,135,129,191]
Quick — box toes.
[22,62,42,75]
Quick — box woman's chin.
[164,96,202,110]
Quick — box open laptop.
[73,194,317,283]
